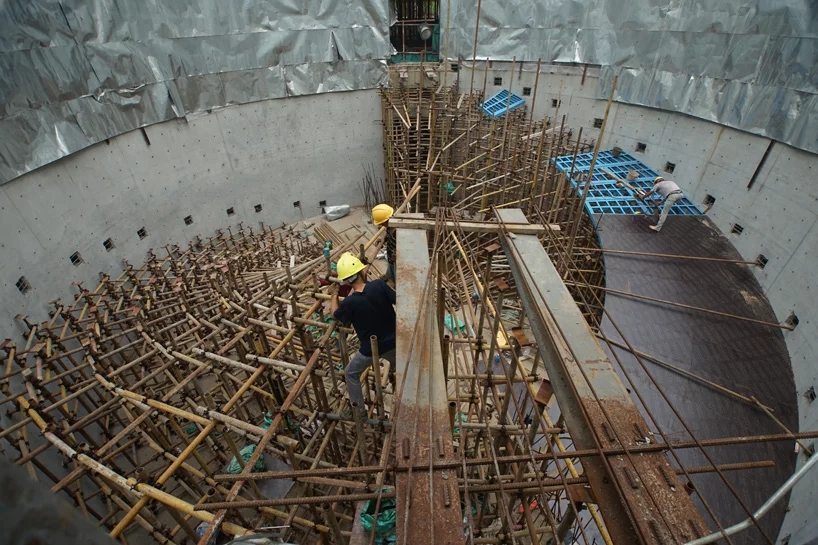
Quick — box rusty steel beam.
[496,208,708,545]
[394,216,466,545]
[213,428,818,481]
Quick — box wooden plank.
[390,215,559,234]
[349,501,369,545]
[510,326,533,347]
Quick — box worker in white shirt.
[640,176,684,232]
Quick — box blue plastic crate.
[481,90,526,118]
[552,149,702,217]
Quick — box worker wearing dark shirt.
[330,252,396,410]
[384,228,396,283]
[372,204,397,283]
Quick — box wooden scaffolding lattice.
[380,65,605,326]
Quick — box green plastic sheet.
[225,445,267,474]
[360,489,397,544]
[307,312,337,341]
[452,413,469,435]
[444,314,467,335]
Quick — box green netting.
[262,410,300,434]
[225,445,267,474]
[462,495,490,516]
[186,422,221,437]
[360,489,396,544]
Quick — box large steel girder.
[496,209,708,545]
[394,217,466,545]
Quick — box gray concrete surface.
[0,88,383,343]
[0,457,117,545]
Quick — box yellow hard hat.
[337,252,367,281]
[654,176,665,184]
[372,203,394,225]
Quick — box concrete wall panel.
[657,116,717,158]
[761,144,818,204]
[0,89,382,346]
[608,107,670,147]
[0,189,48,280]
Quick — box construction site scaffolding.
[0,65,814,545]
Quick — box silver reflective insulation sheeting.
[0,0,393,183]
[443,0,818,155]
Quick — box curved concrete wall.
[461,62,818,544]
[0,89,383,341]
[0,0,391,183]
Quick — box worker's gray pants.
[346,349,396,406]
[656,192,684,231]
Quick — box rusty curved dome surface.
[594,214,797,544]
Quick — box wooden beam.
[390,215,560,234]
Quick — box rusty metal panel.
[496,208,708,544]
[595,214,797,544]
[394,216,465,545]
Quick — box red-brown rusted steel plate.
[394,217,466,545]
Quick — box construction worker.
[330,252,396,414]
[640,176,685,232]
[372,203,396,283]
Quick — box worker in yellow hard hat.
[639,176,685,232]
[372,204,396,284]
[330,252,396,416]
